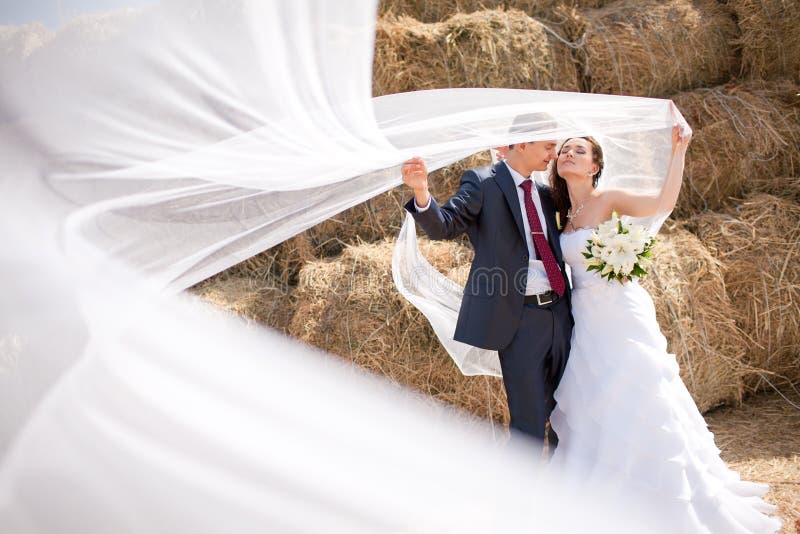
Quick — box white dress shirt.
[413,161,553,295]
[503,162,553,295]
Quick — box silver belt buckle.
[536,292,554,306]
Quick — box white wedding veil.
[1,3,685,293]
[0,1,686,530]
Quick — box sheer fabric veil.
[0,1,687,531]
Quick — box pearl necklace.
[566,202,585,222]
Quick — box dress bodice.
[560,227,608,290]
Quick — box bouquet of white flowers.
[582,212,656,284]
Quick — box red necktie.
[519,180,566,296]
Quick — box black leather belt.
[524,290,559,306]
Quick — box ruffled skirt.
[550,280,781,533]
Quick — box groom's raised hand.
[401,157,431,209]
[493,146,509,161]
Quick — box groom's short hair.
[508,112,557,149]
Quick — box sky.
[0,0,154,28]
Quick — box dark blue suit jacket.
[404,161,572,351]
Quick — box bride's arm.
[601,124,691,218]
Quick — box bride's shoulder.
[592,189,623,205]
[593,188,617,197]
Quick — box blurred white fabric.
[1,0,687,375]
[0,1,690,530]
[1,2,685,293]
[1,211,660,533]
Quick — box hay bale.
[748,176,800,204]
[672,81,800,216]
[309,188,408,257]
[730,0,800,82]
[221,152,490,269]
[190,275,295,333]
[704,392,800,528]
[288,238,511,424]
[569,0,739,97]
[199,152,490,314]
[191,233,313,332]
[222,233,317,288]
[307,152,490,257]
[688,194,800,396]
[642,224,747,412]
[373,9,580,96]
[378,0,613,23]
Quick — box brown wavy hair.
[549,136,604,226]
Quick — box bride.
[548,111,782,532]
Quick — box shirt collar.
[503,161,534,189]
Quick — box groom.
[401,115,573,452]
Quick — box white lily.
[582,212,654,283]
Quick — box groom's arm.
[403,170,483,241]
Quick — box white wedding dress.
[549,227,782,534]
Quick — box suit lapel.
[492,162,527,244]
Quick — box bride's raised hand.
[669,101,692,152]
[671,124,691,154]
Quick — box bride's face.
[557,138,598,181]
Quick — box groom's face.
[518,140,558,172]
